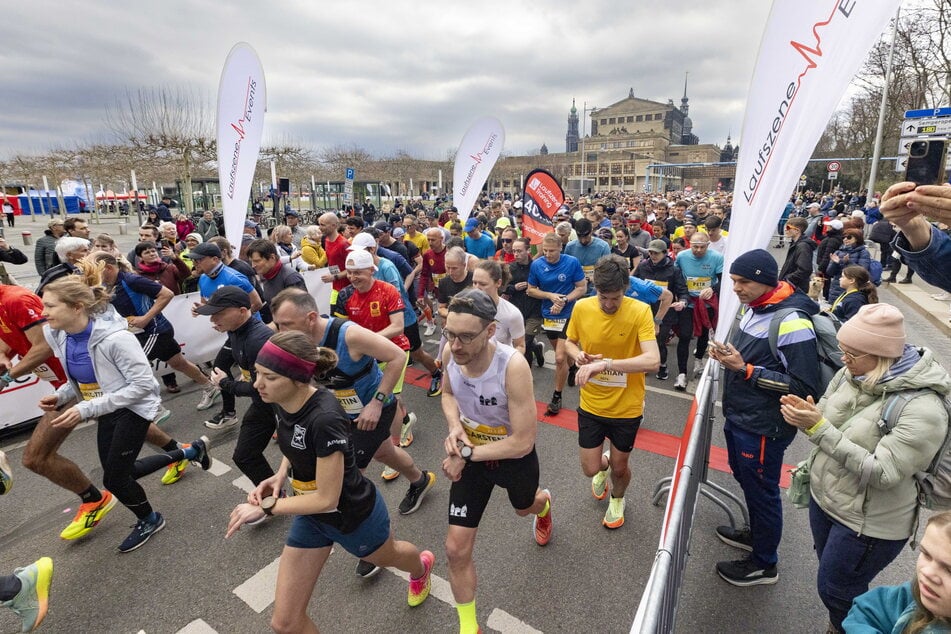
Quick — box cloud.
[1,0,772,163]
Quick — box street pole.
[866,6,901,200]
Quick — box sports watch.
[261,496,278,516]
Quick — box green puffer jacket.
[808,346,951,540]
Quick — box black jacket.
[816,230,844,277]
[778,237,816,292]
[635,255,689,304]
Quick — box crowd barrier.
[631,358,746,633]
[0,267,332,431]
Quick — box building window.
[626,116,634,123]
[600,118,607,125]
[636,115,643,122]
[609,117,616,124]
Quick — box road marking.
[208,458,231,477]
[232,475,255,493]
[233,556,282,613]
[488,608,544,633]
[176,619,219,633]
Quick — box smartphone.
[904,139,948,186]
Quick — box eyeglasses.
[837,345,870,363]
[501,238,513,243]
[443,324,489,345]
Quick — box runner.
[673,231,723,390]
[225,331,434,633]
[565,255,660,528]
[318,212,351,307]
[527,232,587,414]
[635,239,690,382]
[471,260,525,355]
[41,276,211,552]
[417,227,450,394]
[505,237,545,367]
[441,288,552,634]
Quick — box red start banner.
[520,169,565,245]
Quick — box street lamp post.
[580,102,598,198]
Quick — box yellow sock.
[457,600,478,634]
[537,498,550,518]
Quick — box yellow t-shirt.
[404,232,430,253]
[566,296,656,419]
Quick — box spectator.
[133,241,190,294]
[175,214,195,241]
[35,237,90,295]
[196,210,218,242]
[828,264,877,322]
[826,229,871,303]
[300,225,327,268]
[778,217,815,293]
[780,304,950,633]
[3,198,14,228]
[0,237,28,265]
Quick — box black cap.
[194,286,252,315]
[372,221,392,234]
[189,243,222,260]
[449,288,497,321]
[575,218,593,237]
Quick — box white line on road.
[233,556,282,613]
[207,458,231,476]
[176,619,220,633]
[231,475,255,493]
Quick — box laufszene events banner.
[217,42,267,251]
[716,0,900,340]
[521,169,565,246]
[453,117,504,222]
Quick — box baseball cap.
[348,232,377,251]
[244,219,258,229]
[575,218,593,237]
[284,209,300,218]
[807,202,821,209]
[392,227,406,239]
[513,201,523,209]
[189,243,222,260]
[372,221,392,234]
[495,217,511,229]
[824,219,844,230]
[449,288,497,321]
[648,239,668,253]
[194,286,251,315]
[464,218,480,232]
[345,248,377,272]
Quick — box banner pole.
[866,6,901,198]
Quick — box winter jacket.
[196,218,219,242]
[808,346,951,540]
[635,255,689,304]
[843,582,950,634]
[300,236,327,268]
[44,305,162,422]
[869,219,896,246]
[33,231,60,275]
[829,289,867,322]
[893,224,951,293]
[816,229,844,276]
[723,283,821,439]
[826,244,871,302]
[778,236,816,292]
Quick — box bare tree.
[107,87,215,213]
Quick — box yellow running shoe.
[60,491,117,540]
[603,496,625,529]
[7,556,53,632]
[591,450,610,500]
[407,550,434,607]
[161,455,189,485]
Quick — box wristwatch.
[261,496,278,516]
[373,390,388,403]
[460,445,473,462]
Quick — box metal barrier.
[631,358,747,633]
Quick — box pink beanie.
[836,303,906,358]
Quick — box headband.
[257,340,316,384]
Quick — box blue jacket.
[826,244,871,302]
[724,284,821,439]
[893,224,951,293]
[843,582,950,633]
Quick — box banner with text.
[453,117,504,221]
[0,269,332,431]
[217,42,267,250]
[521,169,565,245]
[716,0,900,340]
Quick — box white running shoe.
[196,385,221,411]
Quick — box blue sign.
[904,107,951,119]
[345,168,355,180]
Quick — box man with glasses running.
[441,289,552,634]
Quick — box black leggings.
[658,309,694,374]
[97,408,188,520]
[232,399,277,485]
[214,346,237,414]
[0,574,19,601]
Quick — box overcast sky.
[2,1,779,161]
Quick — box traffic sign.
[345,167,355,180]
[901,118,951,136]
[827,161,841,172]
[895,156,908,172]
[799,175,807,185]
[827,172,838,180]
[904,107,951,119]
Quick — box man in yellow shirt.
[402,215,430,253]
[565,254,660,529]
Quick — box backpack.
[768,307,843,393]
[862,386,951,512]
[869,260,883,287]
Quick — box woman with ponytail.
[226,331,435,632]
[829,264,878,322]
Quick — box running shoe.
[427,371,443,397]
[117,512,165,553]
[0,450,12,495]
[356,559,381,578]
[655,365,669,381]
[399,471,436,515]
[60,491,117,540]
[154,407,172,426]
[674,374,688,391]
[545,393,562,416]
[603,496,625,529]
[534,340,545,368]
[533,489,553,546]
[567,364,578,387]
[166,383,181,394]
[189,435,212,470]
[1,557,53,633]
[161,445,189,486]
[382,466,400,481]
[591,451,611,501]
[407,550,435,607]
[716,557,778,587]
[423,321,436,337]
[399,412,417,448]
[196,384,221,411]
[716,525,753,552]
[204,411,238,430]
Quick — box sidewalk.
[884,275,951,337]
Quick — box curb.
[884,281,951,338]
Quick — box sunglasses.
[501,238,513,243]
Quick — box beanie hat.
[837,303,906,359]
[729,249,778,286]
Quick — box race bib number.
[290,478,317,496]
[542,317,567,332]
[32,363,59,382]
[333,388,364,416]
[686,277,711,293]
[79,381,103,401]
[589,369,627,389]
[432,273,446,285]
[460,414,508,446]
[652,280,669,288]
[582,265,595,277]
[329,265,341,276]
